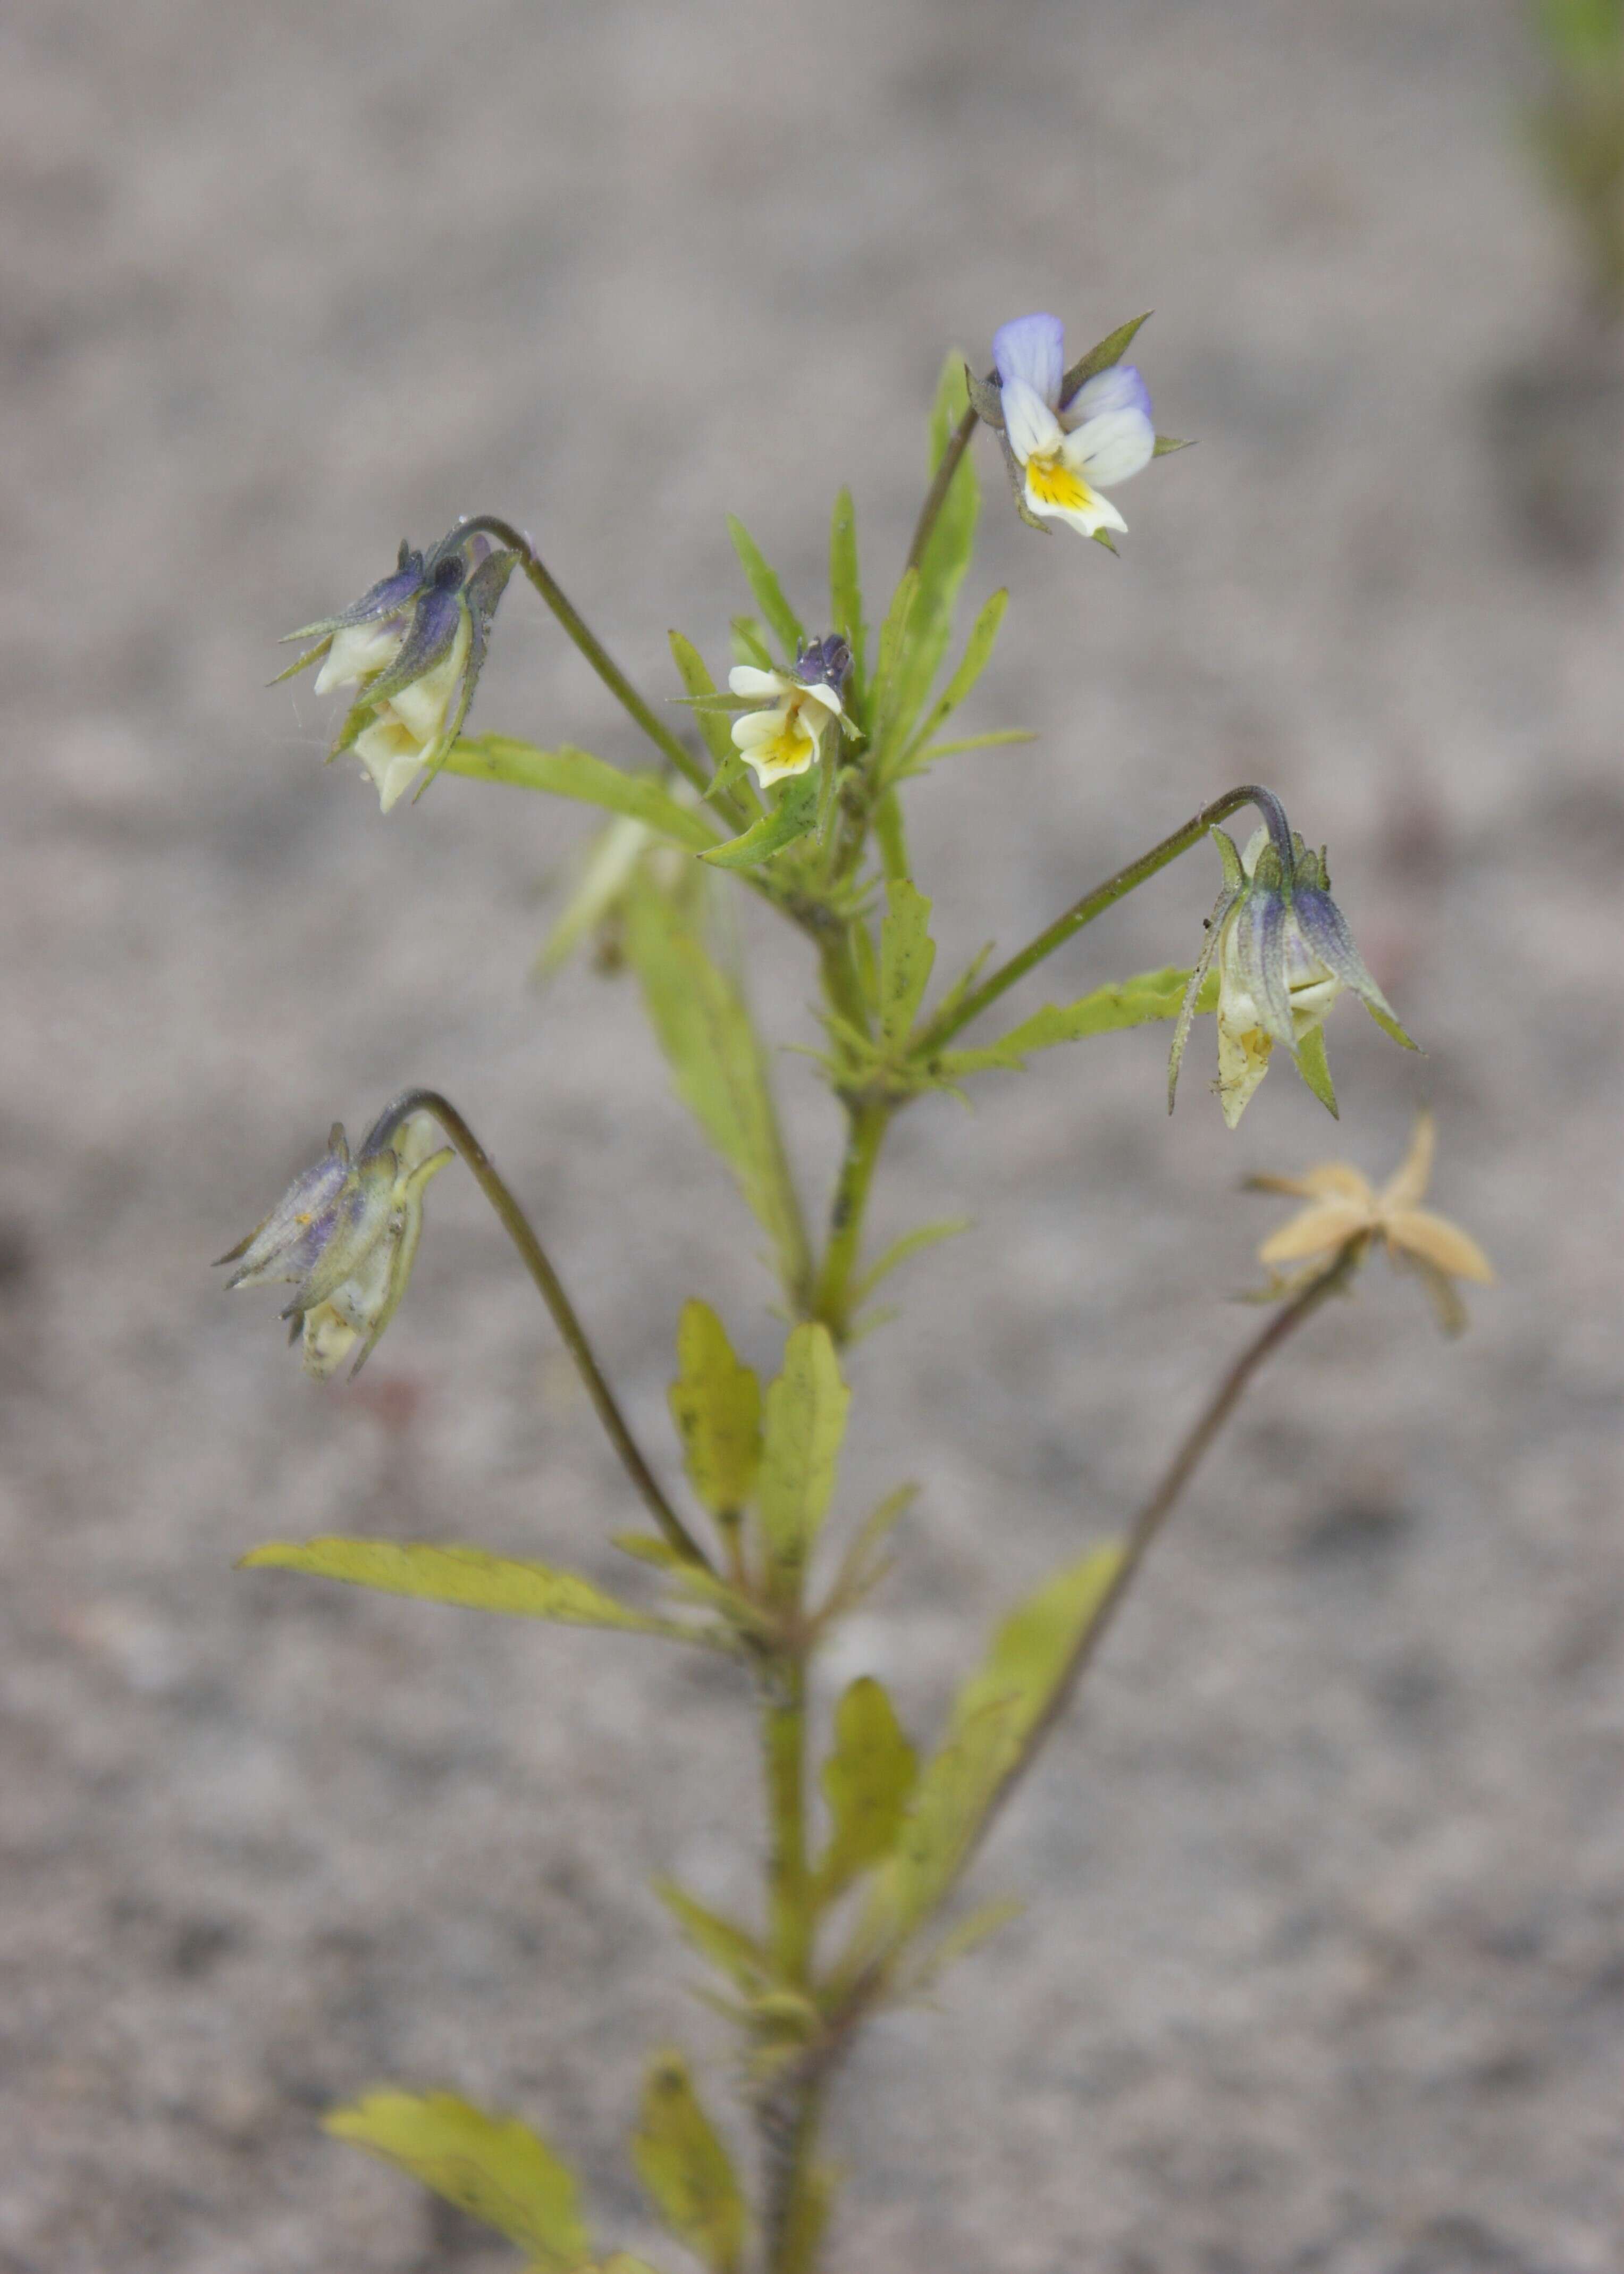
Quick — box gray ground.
[4,1,1623,2268]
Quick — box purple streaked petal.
[992,313,1065,406]
[1231,890,1295,1047]
[366,584,464,706]
[1292,890,1415,1044]
[1065,362,1152,427]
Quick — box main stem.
[812,1097,890,1339]
[920,783,1293,1052]
[363,1088,711,1569]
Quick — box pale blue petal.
[992,313,1065,406]
[1063,405,1156,489]
[1066,362,1152,425]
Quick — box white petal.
[356,721,425,813]
[1023,463,1126,537]
[802,681,845,717]
[315,618,406,694]
[1000,376,1064,468]
[992,313,1065,405]
[1063,361,1152,427]
[728,665,789,700]
[731,707,790,751]
[1062,406,1155,490]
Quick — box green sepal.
[1152,433,1192,455]
[1061,312,1151,404]
[756,1322,850,1604]
[699,773,819,868]
[726,517,803,663]
[444,737,719,852]
[631,2052,748,2274]
[324,2090,592,2272]
[817,1676,920,1903]
[667,1299,762,1521]
[239,1539,725,1647]
[1293,1023,1339,1117]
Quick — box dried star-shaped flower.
[1249,1111,1493,1334]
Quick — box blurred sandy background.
[4,1,1623,2268]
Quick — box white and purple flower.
[990,313,1157,540]
[728,635,852,790]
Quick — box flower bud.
[1168,805,1416,1127]
[218,1111,451,1378]
[279,525,519,811]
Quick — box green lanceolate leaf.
[932,964,1219,1079]
[889,587,1009,784]
[818,1676,919,1901]
[1061,312,1151,401]
[700,772,819,868]
[533,814,655,978]
[867,564,920,762]
[631,2052,748,2274]
[730,616,773,669]
[1293,1022,1339,1116]
[879,879,936,1050]
[668,631,759,801]
[828,485,866,706]
[726,517,803,663]
[652,1878,777,1995]
[822,1481,918,1615]
[622,876,811,1304]
[887,354,980,747]
[239,1539,716,1643]
[849,1544,1123,1965]
[325,2091,592,2272]
[849,1218,973,1309]
[756,1323,850,1601]
[668,1300,762,1521]
[445,739,719,853]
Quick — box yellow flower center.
[1025,454,1094,514]
[753,711,818,781]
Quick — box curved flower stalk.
[1167,804,1417,1126]
[280,525,519,810]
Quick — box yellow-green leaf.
[631,2052,748,2274]
[727,517,803,662]
[668,632,742,777]
[699,773,819,869]
[445,738,718,853]
[851,1543,1123,1963]
[756,1324,850,1600]
[828,485,865,704]
[652,1877,776,1995]
[818,1676,919,1901]
[239,1539,701,1642]
[935,965,1218,1078]
[889,586,1008,783]
[622,875,811,1304]
[668,1300,762,1520]
[888,354,980,744]
[879,879,936,1050]
[849,1219,971,1310]
[325,2090,591,2272]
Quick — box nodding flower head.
[279,523,520,812]
[1167,798,1417,1129]
[218,1108,452,1379]
[974,313,1158,541]
[727,635,852,790]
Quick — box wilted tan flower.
[1249,1111,1493,1334]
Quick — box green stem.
[812,1098,890,1339]
[872,788,910,883]
[363,1088,711,1570]
[457,515,728,811]
[761,2075,828,2274]
[921,783,1290,1051]
[905,399,979,574]
[764,1659,813,1983]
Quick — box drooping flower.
[728,636,852,789]
[218,1110,452,1379]
[1168,801,1416,1128]
[1249,1111,1493,1334]
[280,524,519,811]
[986,313,1156,539]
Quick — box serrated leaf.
[668,1300,762,1521]
[848,1544,1123,1965]
[240,1539,710,1643]
[933,964,1217,1078]
[444,738,719,853]
[631,2052,747,2274]
[879,879,936,1049]
[325,2090,592,2272]
[622,876,810,1303]
[889,588,1008,783]
[1061,312,1151,402]
[849,1218,972,1308]
[652,1878,776,1995]
[756,1323,850,1601]
[727,518,803,662]
[828,485,866,704]
[700,773,819,868]
[819,1676,919,1901]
